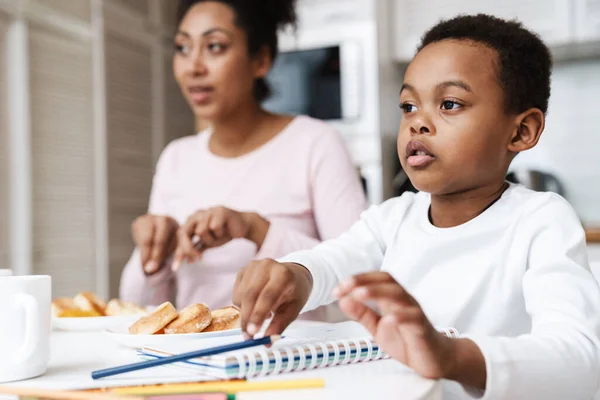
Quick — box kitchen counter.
[585,227,600,243]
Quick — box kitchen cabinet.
[573,0,600,41]
[296,0,375,27]
[391,0,573,62]
[589,244,600,262]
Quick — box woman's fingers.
[173,218,200,271]
[147,217,170,271]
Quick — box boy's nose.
[410,121,435,136]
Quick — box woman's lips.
[188,86,214,105]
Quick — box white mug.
[0,275,51,383]
[0,269,13,277]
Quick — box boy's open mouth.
[406,141,435,168]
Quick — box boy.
[232,14,600,399]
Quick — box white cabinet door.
[589,244,600,263]
[573,0,600,41]
[392,0,573,62]
[296,0,374,27]
[588,244,600,281]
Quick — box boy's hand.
[334,272,485,389]
[232,259,313,338]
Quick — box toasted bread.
[164,303,212,334]
[105,299,146,316]
[57,309,102,318]
[52,297,78,317]
[128,301,178,335]
[73,291,107,316]
[202,306,241,332]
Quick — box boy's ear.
[507,108,545,153]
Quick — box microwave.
[262,41,362,122]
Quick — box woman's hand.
[172,207,270,271]
[334,272,486,389]
[131,214,179,274]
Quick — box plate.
[52,315,142,332]
[103,326,243,349]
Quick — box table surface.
[0,321,441,400]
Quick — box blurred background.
[1,0,599,298]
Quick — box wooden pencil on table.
[110,378,326,396]
[0,386,142,400]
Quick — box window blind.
[105,31,154,296]
[29,22,96,296]
[164,52,195,144]
[0,13,10,270]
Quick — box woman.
[119,0,367,321]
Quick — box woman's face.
[173,1,270,121]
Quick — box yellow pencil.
[111,378,325,395]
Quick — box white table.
[0,321,442,400]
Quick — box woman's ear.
[252,45,272,79]
[507,108,545,153]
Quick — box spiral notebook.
[138,321,459,379]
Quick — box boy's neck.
[429,182,509,228]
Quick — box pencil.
[91,335,281,380]
[110,378,326,395]
[0,386,142,400]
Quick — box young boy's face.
[398,39,516,195]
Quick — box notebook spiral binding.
[230,338,384,379]
[227,327,460,379]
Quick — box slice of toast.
[52,297,81,317]
[73,291,107,316]
[105,299,146,316]
[57,308,102,318]
[202,306,241,332]
[164,303,212,334]
[128,301,178,335]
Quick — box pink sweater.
[119,116,367,319]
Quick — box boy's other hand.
[232,259,313,338]
[334,272,485,387]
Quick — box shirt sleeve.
[119,142,178,306]
[255,127,368,260]
[465,195,600,400]
[278,198,405,312]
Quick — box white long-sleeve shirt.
[279,183,600,400]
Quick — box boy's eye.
[441,100,461,110]
[400,103,418,113]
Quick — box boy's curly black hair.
[177,0,297,103]
[418,14,552,115]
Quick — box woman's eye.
[174,43,191,55]
[208,43,226,53]
[400,103,417,113]
[441,100,461,110]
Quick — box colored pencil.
[110,378,326,395]
[0,386,142,400]
[91,335,280,380]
